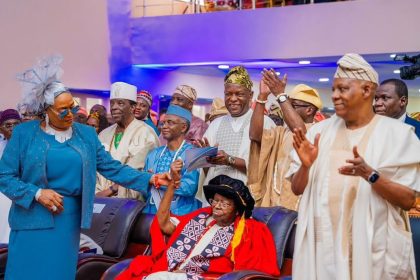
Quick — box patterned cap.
[137,90,152,107]
[224,66,253,91]
[334,53,379,85]
[173,85,197,102]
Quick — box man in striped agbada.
[289,53,419,280]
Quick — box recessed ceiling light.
[393,69,401,74]
[299,60,311,65]
[390,54,396,58]
[218,65,229,69]
[319,78,329,82]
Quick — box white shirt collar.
[44,115,73,143]
[398,113,407,122]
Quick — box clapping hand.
[292,128,320,168]
[38,189,64,214]
[261,68,287,97]
[339,146,373,179]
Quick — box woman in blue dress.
[0,56,172,280]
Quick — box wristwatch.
[277,94,287,103]
[227,155,236,166]
[109,184,118,194]
[367,170,380,184]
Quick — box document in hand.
[184,146,218,172]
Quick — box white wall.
[0,0,110,110]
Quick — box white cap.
[110,82,137,102]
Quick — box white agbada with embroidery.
[203,109,275,185]
[96,119,159,199]
[288,114,419,280]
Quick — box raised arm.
[262,69,307,133]
[291,128,320,195]
[156,159,182,236]
[249,79,270,142]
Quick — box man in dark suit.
[374,78,420,139]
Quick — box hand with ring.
[37,189,64,214]
[339,146,374,180]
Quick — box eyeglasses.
[291,104,311,109]
[49,100,80,119]
[22,113,41,119]
[2,121,21,129]
[161,120,186,127]
[209,198,233,209]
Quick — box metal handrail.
[132,0,333,17]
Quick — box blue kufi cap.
[166,105,192,124]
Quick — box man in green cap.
[196,66,275,187]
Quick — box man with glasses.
[0,109,21,244]
[96,82,159,199]
[142,104,201,215]
[374,78,420,139]
[248,69,322,209]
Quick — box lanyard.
[157,140,186,172]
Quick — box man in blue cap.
[142,104,202,215]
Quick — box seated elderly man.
[117,174,280,280]
[143,105,201,215]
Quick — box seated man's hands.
[170,159,183,188]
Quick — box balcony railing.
[132,0,348,18]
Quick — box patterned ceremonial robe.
[166,213,234,280]
[116,207,280,280]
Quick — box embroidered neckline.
[44,115,73,143]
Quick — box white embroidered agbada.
[288,114,420,280]
[96,119,159,199]
[203,109,275,185]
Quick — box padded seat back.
[251,206,298,269]
[81,197,145,258]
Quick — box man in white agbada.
[95,82,159,199]
[197,66,275,186]
[288,53,419,280]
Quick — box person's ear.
[130,103,136,114]
[400,96,408,108]
[361,82,375,99]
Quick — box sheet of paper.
[185,146,218,172]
